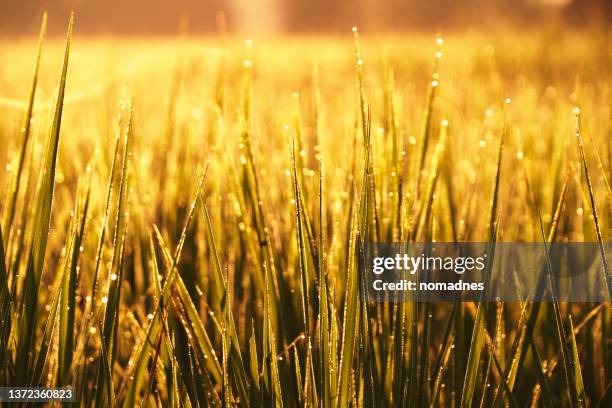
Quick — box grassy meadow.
[0,14,611,406]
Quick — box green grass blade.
[198,196,249,406]
[29,266,62,387]
[290,137,316,404]
[460,294,487,408]
[59,179,90,385]
[91,107,125,308]
[414,120,447,240]
[96,101,131,407]
[499,173,569,407]
[337,103,370,407]
[263,260,283,407]
[16,13,73,385]
[416,45,441,191]
[0,216,10,373]
[461,130,503,408]
[249,321,260,395]
[538,211,580,407]
[568,315,586,405]
[97,319,116,407]
[153,226,223,382]
[429,303,456,407]
[2,12,46,244]
[317,159,333,408]
[123,172,216,406]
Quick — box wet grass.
[0,14,610,407]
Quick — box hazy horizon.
[1,0,610,37]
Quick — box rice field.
[0,13,611,407]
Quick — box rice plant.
[0,13,610,407]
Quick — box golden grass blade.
[97,319,116,408]
[290,137,317,405]
[153,226,223,381]
[59,178,90,385]
[122,171,219,406]
[591,140,612,205]
[249,321,260,396]
[336,103,370,408]
[2,12,47,244]
[414,120,447,240]
[198,197,249,405]
[90,107,125,308]
[461,128,504,408]
[538,211,581,407]
[96,100,131,407]
[575,109,611,300]
[16,13,72,385]
[0,218,10,372]
[429,303,457,407]
[238,66,284,345]
[317,159,334,408]
[29,255,64,387]
[568,315,586,405]
[263,260,283,407]
[416,43,442,192]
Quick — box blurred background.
[1,0,610,36]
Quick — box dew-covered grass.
[0,15,610,407]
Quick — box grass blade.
[59,179,90,385]
[575,109,611,300]
[2,12,47,244]
[16,13,73,385]
[461,127,504,408]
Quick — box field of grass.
[0,14,611,407]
